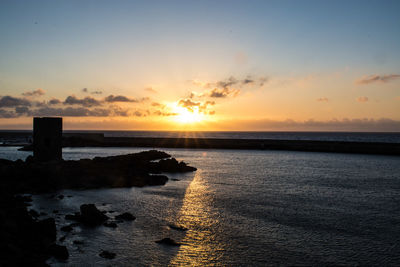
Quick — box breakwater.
[68,137,400,156]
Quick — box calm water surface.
[1,147,400,266]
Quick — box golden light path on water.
[168,170,226,266]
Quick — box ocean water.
[103,131,400,143]
[1,130,400,144]
[1,147,400,266]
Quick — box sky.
[0,0,399,131]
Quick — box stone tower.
[33,117,62,161]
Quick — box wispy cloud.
[145,87,158,94]
[355,74,400,85]
[22,88,45,97]
[356,96,369,103]
[178,98,215,114]
[317,97,329,102]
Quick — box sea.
[0,132,400,266]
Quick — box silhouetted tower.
[33,117,62,161]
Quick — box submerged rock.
[73,240,84,245]
[103,222,118,228]
[168,224,188,231]
[155,238,181,246]
[60,225,73,232]
[79,204,109,226]
[115,212,136,221]
[48,244,69,260]
[99,250,116,259]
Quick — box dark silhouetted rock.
[99,250,116,259]
[48,244,69,260]
[53,210,59,214]
[65,212,81,221]
[40,211,47,216]
[155,238,181,246]
[73,240,84,245]
[79,204,108,226]
[103,222,118,228]
[29,209,39,218]
[59,235,66,242]
[115,212,136,221]
[57,195,64,199]
[37,218,57,242]
[168,224,188,231]
[61,225,73,232]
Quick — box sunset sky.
[0,0,399,131]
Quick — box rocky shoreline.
[0,150,196,266]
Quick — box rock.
[65,212,80,221]
[155,238,181,246]
[103,222,117,228]
[28,209,39,218]
[57,195,64,200]
[61,225,73,232]
[37,218,57,242]
[168,224,188,231]
[115,212,136,221]
[171,178,180,181]
[59,235,66,242]
[53,210,59,214]
[99,250,116,259]
[39,211,47,216]
[25,155,34,163]
[15,194,32,202]
[73,240,84,245]
[48,244,69,260]
[79,204,108,226]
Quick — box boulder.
[60,225,73,232]
[103,222,118,228]
[48,244,69,260]
[36,218,57,242]
[115,212,136,221]
[155,238,181,246]
[99,250,116,259]
[79,204,108,226]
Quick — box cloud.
[355,74,400,85]
[64,95,102,107]
[356,96,369,103]
[104,95,148,103]
[48,98,62,105]
[11,105,132,117]
[91,91,103,95]
[0,96,31,107]
[22,88,45,97]
[82,88,103,95]
[209,88,240,98]
[145,87,158,94]
[0,109,18,118]
[153,110,178,116]
[214,118,400,132]
[192,75,268,90]
[178,98,215,113]
[317,97,329,102]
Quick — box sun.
[172,105,203,124]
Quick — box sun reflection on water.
[168,170,226,266]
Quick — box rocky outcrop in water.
[0,150,196,193]
[0,193,68,266]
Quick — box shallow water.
[2,147,400,266]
